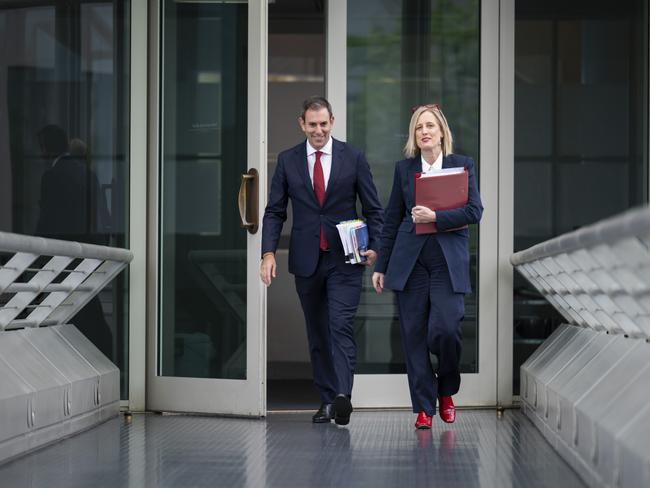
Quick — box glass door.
[147,0,267,416]
[327,0,499,408]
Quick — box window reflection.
[513,0,649,393]
[347,0,480,374]
[0,1,130,398]
[159,1,248,379]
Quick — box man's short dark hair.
[300,96,333,120]
[37,124,69,156]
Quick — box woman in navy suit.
[372,104,483,429]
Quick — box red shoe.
[415,411,432,429]
[439,396,456,424]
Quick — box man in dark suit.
[35,124,113,359]
[36,125,110,245]
[260,97,383,425]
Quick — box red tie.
[313,151,328,250]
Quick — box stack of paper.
[336,220,369,264]
[419,166,466,178]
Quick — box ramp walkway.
[0,410,585,488]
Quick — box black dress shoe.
[333,394,353,426]
[312,403,333,423]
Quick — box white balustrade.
[0,231,132,464]
[512,205,650,488]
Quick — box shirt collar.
[421,151,443,171]
[306,137,333,157]
[52,152,70,168]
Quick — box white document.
[419,166,465,178]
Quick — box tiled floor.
[0,409,585,488]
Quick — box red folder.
[414,169,469,234]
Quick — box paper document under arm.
[336,220,368,264]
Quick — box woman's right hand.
[372,272,385,294]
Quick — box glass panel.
[0,1,131,398]
[347,0,480,374]
[513,0,649,393]
[159,0,248,379]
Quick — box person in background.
[36,125,110,245]
[36,124,113,359]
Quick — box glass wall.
[0,1,131,398]
[513,0,649,393]
[347,0,480,374]
[158,1,248,379]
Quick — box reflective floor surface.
[0,409,585,488]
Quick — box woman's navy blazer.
[374,154,483,293]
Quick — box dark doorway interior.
[266,0,326,411]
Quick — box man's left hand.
[360,249,377,266]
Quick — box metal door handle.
[238,168,259,234]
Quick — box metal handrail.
[511,205,650,266]
[510,205,650,339]
[0,231,132,262]
[0,232,133,331]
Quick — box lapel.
[296,141,320,206]
[442,153,456,169]
[406,156,422,204]
[323,138,343,206]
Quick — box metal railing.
[0,231,132,464]
[511,206,650,339]
[0,232,133,331]
[511,205,650,488]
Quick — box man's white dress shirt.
[307,137,333,190]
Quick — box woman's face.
[415,111,443,152]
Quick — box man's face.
[299,108,334,150]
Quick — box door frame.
[145,0,268,416]
[138,0,516,413]
[127,0,148,412]
[497,0,515,407]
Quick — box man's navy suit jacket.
[262,138,384,278]
[374,154,483,293]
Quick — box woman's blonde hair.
[403,105,454,158]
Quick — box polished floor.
[0,409,585,488]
